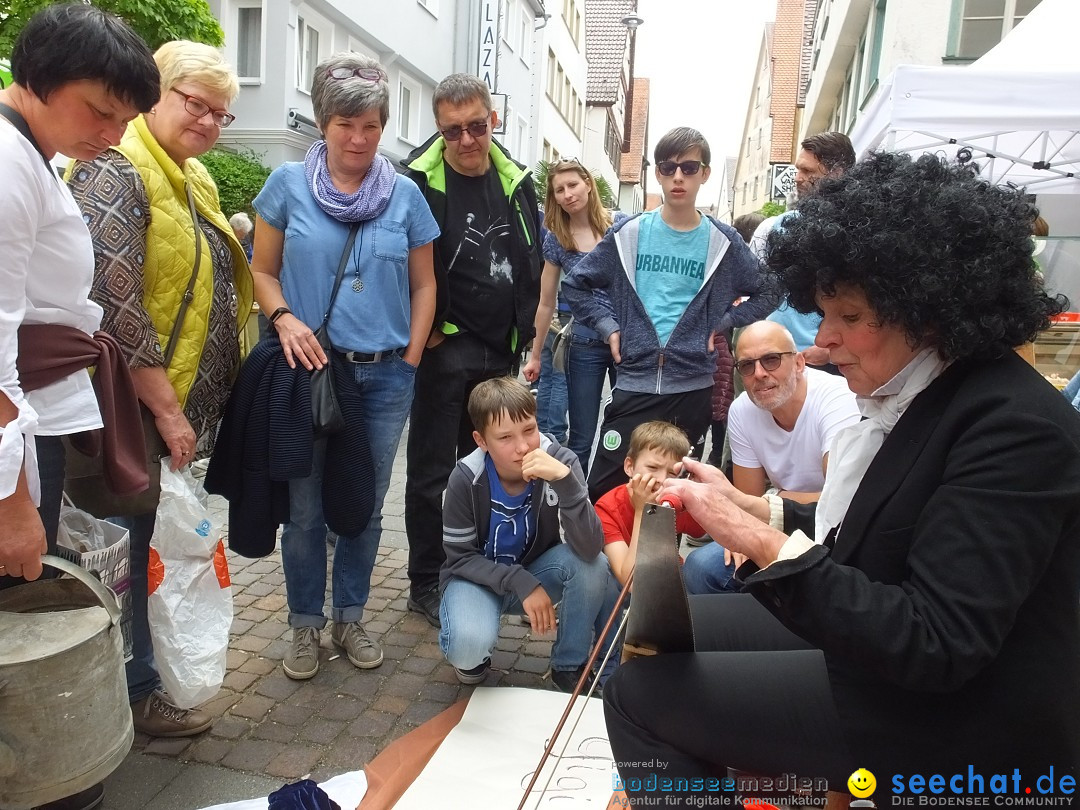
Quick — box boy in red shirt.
[595,421,739,590]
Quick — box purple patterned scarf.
[304,140,396,222]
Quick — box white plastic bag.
[147,460,232,709]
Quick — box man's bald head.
[736,321,804,413]
[736,321,798,359]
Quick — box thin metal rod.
[528,604,632,810]
[516,569,635,810]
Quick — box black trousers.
[603,594,853,807]
[0,434,65,590]
[586,386,712,503]
[404,333,512,590]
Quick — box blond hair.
[544,159,613,252]
[154,40,238,102]
[468,378,537,435]
[627,421,690,462]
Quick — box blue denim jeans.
[682,542,742,595]
[565,330,616,475]
[439,544,620,672]
[118,511,158,702]
[536,327,568,444]
[282,354,416,628]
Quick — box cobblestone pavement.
[100,423,563,808]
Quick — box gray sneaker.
[331,621,384,669]
[284,626,320,680]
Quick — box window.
[296,16,322,93]
[501,0,513,50]
[517,115,529,163]
[519,11,531,61]
[956,0,1041,59]
[398,74,422,145]
[547,49,557,98]
[236,3,262,81]
[866,0,887,89]
[417,0,439,16]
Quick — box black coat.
[206,337,374,557]
[744,352,1080,779]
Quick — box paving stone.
[265,745,323,779]
[318,695,366,722]
[399,655,439,676]
[500,624,530,639]
[200,690,243,718]
[364,620,392,636]
[237,606,273,622]
[231,592,258,608]
[238,656,278,675]
[229,618,255,635]
[142,737,193,756]
[232,633,273,653]
[249,620,287,640]
[219,739,282,772]
[364,597,389,612]
[418,681,459,703]
[185,737,232,765]
[370,694,412,715]
[292,682,339,709]
[524,641,553,657]
[413,641,443,660]
[490,650,518,670]
[368,586,399,600]
[230,694,276,721]
[310,737,378,782]
[230,571,260,586]
[384,630,420,647]
[299,718,347,745]
[209,715,252,740]
[267,703,313,727]
[336,671,384,700]
[223,670,259,692]
[225,649,251,670]
[495,636,521,653]
[261,640,291,661]
[249,721,297,744]
[346,710,395,738]
[379,672,427,699]
[253,593,287,611]
[380,644,410,661]
[430,665,461,684]
[516,655,550,674]
[402,700,449,726]
[254,674,302,700]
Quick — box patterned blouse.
[68,152,240,459]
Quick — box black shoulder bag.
[311,224,359,436]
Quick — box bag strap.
[0,102,56,175]
[321,223,361,331]
[160,182,204,368]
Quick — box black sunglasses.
[657,160,707,177]
[439,120,489,142]
[735,351,795,377]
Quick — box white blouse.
[0,123,103,502]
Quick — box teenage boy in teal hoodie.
[563,127,774,501]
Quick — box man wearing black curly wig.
[605,151,1080,804]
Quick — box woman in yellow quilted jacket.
[67,40,252,741]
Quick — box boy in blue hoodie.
[562,127,774,501]
[439,377,618,692]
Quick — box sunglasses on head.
[735,351,795,377]
[440,120,489,142]
[657,160,706,177]
[326,66,386,82]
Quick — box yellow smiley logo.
[848,768,877,798]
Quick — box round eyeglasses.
[327,67,386,82]
[735,351,796,377]
[170,88,235,128]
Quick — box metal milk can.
[0,555,133,809]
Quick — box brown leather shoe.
[131,690,213,737]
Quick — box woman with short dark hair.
[605,152,1079,802]
[250,52,439,682]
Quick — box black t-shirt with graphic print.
[439,163,515,351]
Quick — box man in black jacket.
[401,73,542,627]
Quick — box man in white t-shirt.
[682,320,859,594]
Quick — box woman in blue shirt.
[251,53,439,682]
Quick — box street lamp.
[619,13,645,154]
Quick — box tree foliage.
[199,148,271,220]
[534,159,619,211]
[0,0,223,57]
[758,200,786,218]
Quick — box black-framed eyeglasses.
[657,160,706,177]
[735,351,795,377]
[439,120,489,142]
[326,66,386,82]
[171,88,235,128]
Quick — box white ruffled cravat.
[815,348,949,545]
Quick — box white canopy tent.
[849,0,1080,234]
